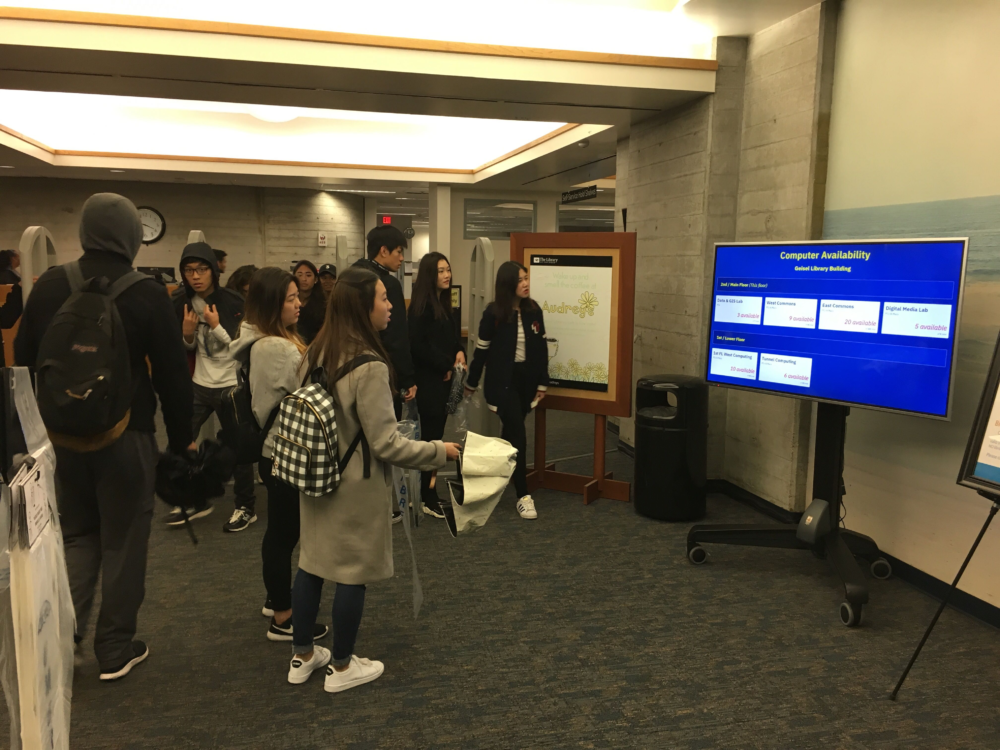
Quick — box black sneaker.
[422,496,445,519]
[267,618,330,642]
[99,640,149,681]
[166,505,213,527]
[223,507,257,533]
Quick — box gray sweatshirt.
[229,322,304,458]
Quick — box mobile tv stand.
[686,402,890,627]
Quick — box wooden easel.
[528,408,630,504]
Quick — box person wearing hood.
[229,266,330,643]
[170,241,256,531]
[14,192,195,681]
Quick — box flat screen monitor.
[706,239,969,419]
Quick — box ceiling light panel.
[0,91,566,170]
[13,0,715,59]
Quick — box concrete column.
[536,194,559,233]
[363,197,378,236]
[428,185,452,258]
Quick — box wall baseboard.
[707,480,1000,630]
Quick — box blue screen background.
[706,241,967,417]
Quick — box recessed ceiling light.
[110,169,125,173]
[0,165,14,169]
[327,189,396,194]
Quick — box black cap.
[318,264,337,277]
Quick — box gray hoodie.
[79,193,144,261]
[230,321,303,457]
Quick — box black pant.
[192,382,255,511]
[55,431,157,670]
[497,363,535,499]
[259,458,299,612]
[292,572,366,667]
[418,411,447,502]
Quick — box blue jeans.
[291,569,366,667]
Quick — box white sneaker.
[516,495,538,519]
[323,654,385,693]
[288,645,331,685]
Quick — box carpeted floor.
[4,410,1000,749]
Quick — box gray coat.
[298,354,447,585]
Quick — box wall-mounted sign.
[317,231,328,247]
[560,185,598,204]
[382,216,392,224]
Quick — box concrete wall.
[0,178,364,278]
[618,3,835,511]
[823,0,1000,605]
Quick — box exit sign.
[382,216,392,224]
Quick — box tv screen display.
[706,239,968,419]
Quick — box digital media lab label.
[710,348,759,381]
[759,353,813,388]
[880,302,953,339]
[763,297,818,329]
[818,299,881,333]
[714,295,762,325]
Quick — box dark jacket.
[408,303,463,417]
[296,288,326,345]
[15,249,194,454]
[352,258,415,391]
[467,302,549,409]
[0,269,23,367]
[171,242,244,339]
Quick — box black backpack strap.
[64,261,85,293]
[108,270,149,300]
[339,430,371,479]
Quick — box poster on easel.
[512,233,636,418]
[959,330,1000,492]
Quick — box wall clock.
[137,206,166,244]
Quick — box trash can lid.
[636,405,678,424]
[636,374,705,390]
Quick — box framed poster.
[511,233,636,418]
[958,330,1000,494]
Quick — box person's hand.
[443,369,452,382]
[534,390,546,405]
[203,304,220,330]
[444,442,462,460]
[182,305,198,339]
[404,385,417,401]
[454,351,466,367]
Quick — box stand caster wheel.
[688,546,707,565]
[839,600,863,627]
[870,558,892,580]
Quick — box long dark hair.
[306,267,394,388]
[244,267,306,353]
[493,261,536,323]
[0,250,17,273]
[226,264,258,296]
[409,252,452,321]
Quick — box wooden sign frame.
[510,232,636,505]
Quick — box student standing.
[353,226,416,418]
[408,252,465,518]
[171,242,256,531]
[293,260,326,344]
[226,264,258,298]
[318,263,337,297]
[229,267,330,643]
[214,249,228,275]
[465,261,549,520]
[15,193,194,681]
[286,267,460,691]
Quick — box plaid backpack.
[271,355,379,496]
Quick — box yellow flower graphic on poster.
[530,254,613,392]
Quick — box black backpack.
[220,341,281,464]
[35,261,146,447]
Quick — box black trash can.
[633,375,707,522]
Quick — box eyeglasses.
[183,266,212,277]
